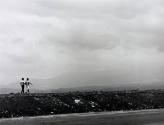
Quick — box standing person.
[25,78,32,93]
[20,78,25,94]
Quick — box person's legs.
[21,85,23,94]
[27,85,30,93]
[22,85,24,93]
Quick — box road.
[0,109,164,125]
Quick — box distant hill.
[31,70,164,91]
[0,88,19,94]
[1,83,164,94]
[1,70,164,94]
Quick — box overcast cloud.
[0,0,164,88]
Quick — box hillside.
[0,90,164,118]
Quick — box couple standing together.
[20,78,32,94]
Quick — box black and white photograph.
[0,0,164,125]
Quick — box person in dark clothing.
[20,78,25,94]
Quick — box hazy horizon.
[0,0,164,89]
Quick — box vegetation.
[0,90,164,118]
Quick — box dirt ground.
[0,109,164,125]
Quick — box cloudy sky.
[1,0,164,88]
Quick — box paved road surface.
[1,109,164,125]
